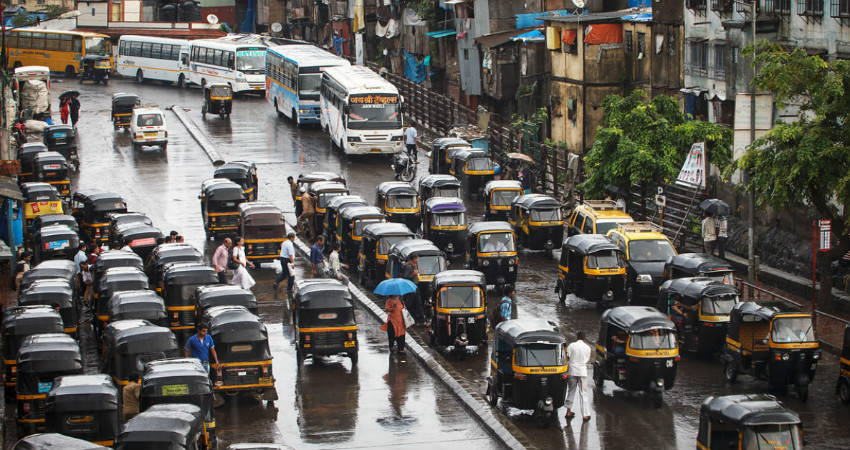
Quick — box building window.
[830,0,850,17]
[637,32,646,56]
[711,44,726,79]
[765,0,792,14]
[624,30,633,53]
[711,0,734,13]
[687,0,708,11]
[686,40,709,76]
[798,0,824,15]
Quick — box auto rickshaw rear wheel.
[485,377,498,406]
[838,379,850,404]
[349,351,358,365]
[593,366,604,389]
[723,361,738,383]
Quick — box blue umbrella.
[374,278,418,296]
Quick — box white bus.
[116,35,189,86]
[186,34,267,94]
[265,45,350,126]
[320,65,405,155]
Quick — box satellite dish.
[207,14,219,25]
[271,22,282,33]
[573,0,585,8]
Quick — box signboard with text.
[676,142,706,189]
[818,220,831,252]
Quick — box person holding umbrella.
[699,199,731,257]
[374,278,418,356]
[701,211,717,255]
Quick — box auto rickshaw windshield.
[353,218,382,235]
[530,208,561,222]
[378,236,409,254]
[587,250,623,269]
[432,212,464,226]
[706,272,735,285]
[434,187,461,197]
[627,239,676,262]
[491,190,518,206]
[479,232,515,252]
[438,286,482,309]
[701,294,738,315]
[210,86,231,98]
[318,192,345,208]
[629,329,677,350]
[137,114,163,126]
[208,199,241,213]
[388,195,416,209]
[417,255,445,275]
[85,37,110,56]
[742,424,803,450]
[467,157,493,171]
[515,343,566,367]
[771,317,815,343]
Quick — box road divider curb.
[168,105,226,166]
[284,222,532,450]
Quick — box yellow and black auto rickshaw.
[199,178,246,239]
[144,243,203,290]
[116,403,207,450]
[385,239,447,303]
[44,374,121,447]
[107,290,168,327]
[78,55,111,84]
[356,222,414,288]
[94,267,150,341]
[337,206,386,266]
[429,137,471,175]
[107,212,152,246]
[421,197,467,257]
[418,174,462,213]
[483,180,522,222]
[161,263,219,344]
[194,285,258,324]
[508,194,564,252]
[323,195,368,251]
[43,124,78,170]
[697,394,804,450]
[450,148,495,201]
[71,191,128,245]
[32,151,71,199]
[838,324,850,404]
[657,277,739,355]
[18,279,79,338]
[485,319,568,428]
[112,224,164,262]
[594,306,679,408]
[556,233,625,304]
[30,214,78,247]
[428,270,488,356]
[214,160,259,201]
[17,142,49,183]
[2,306,65,398]
[309,181,350,239]
[100,319,179,386]
[237,202,287,264]
[723,302,821,401]
[292,279,358,365]
[295,171,346,217]
[376,181,420,232]
[20,182,64,242]
[464,221,518,289]
[663,252,735,285]
[202,83,232,119]
[112,93,140,131]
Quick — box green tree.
[738,42,850,308]
[581,90,732,198]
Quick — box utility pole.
[746,3,757,289]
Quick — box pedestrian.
[381,295,406,355]
[274,232,297,294]
[288,176,299,203]
[329,242,350,285]
[80,261,92,309]
[701,212,717,255]
[297,191,316,238]
[184,323,221,374]
[399,254,425,324]
[169,230,179,242]
[176,235,184,243]
[717,215,728,259]
[404,123,418,162]
[310,235,327,278]
[496,285,518,324]
[519,166,531,194]
[12,251,32,291]
[616,195,627,212]
[122,371,141,422]
[230,237,256,290]
[565,330,592,422]
[69,94,81,127]
[212,238,232,284]
[60,97,70,125]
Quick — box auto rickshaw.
[199,179,246,239]
[663,252,735,284]
[214,160,259,201]
[555,233,625,303]
[92,251,144,300]
[2,306,64,397]
[162,263,219,343]
[697,394,804,450]
[194,285,258,323]
[16,333,83,436]
[94,267,149,340]
[20,182,64,240]
[309,181,349,236]
[418,175,462,213]
[428,270,488,356]
[112,224,164,261]
[140,358,216,449]
[238,202,287,263]
[292,279,358,365]
[78,55,111,84]
[18,279,79,338]
[723,302,820,401]
[32,224,79,265]
[42,124,79,169]
[450,148,495,201]
[465,221,518,289]
[429,137,471,175]
[12,433,108,449]
[107,212,152,247]
[17,143,49,183]
[485,319,568,427]
[657,277,739,355]
[838,324,850,404]
[376,181,421,232]
[483,180,522,221]
[144,243,203,289]
[593,306,679,408]
[71,191,128,245]
[323,195,368,250]
[101,320,179,386]
[508,194,564,252]
[202,305,277,401]
[385,239,447,303]
[357,222,414,287]
[18,260,80,303]
[45,374,120,447]
[295,171,346,217]
[32,152,71,199]
[31,214,78,242]
[116,404,207,450]
[421,197,467,257]
[107,290,168,326]
[111,93,140,131]
[202,83,233,119]
[336,206,386,266]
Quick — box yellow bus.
[4,28,112,77]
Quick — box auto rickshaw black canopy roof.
[204,305,268,343]
[102,267,148,286]
[296,282,353,309]
[494,319,565,347]
[20,182,60,202]
[195,285,258,312]
[142,358,212,393]
[453,148,489,161]
[730,301,802,322]
[3,306,64,336]
[419,174,461,190]
[512,194,561,210]
[107,320,176,353]
[34,224,79,242]
[163,263,218,285]
[431,137,470,149]
[424,197,466,212]
[12,433,107,450]
[17,333,82,373]
[340,206,385,220]
[377,181,417,196]
[33,151,68,166]
[116,224,164,243]
[108,290,166,316]
[433,270,487,289]
[109,212,152,228]
[309,181,348,196]
[95,251,144,272]
[19,279,73,306]
[666,252,735,275]
[118,408,202,447]
[601,306,676,334]
[214,161,256,178]
[484,180,522,194]
[468,221,514,235]
[73,191,128,213]
[46,374,119,412]
[362,222,413,239]
[660,277,739,306]
[701,394,801,427]
[45,124,74,135]
[112,92,140,107]
[151,244,203,264]
[562,234,621,254]
[200,179,244,201]
[389,239,442,259]
[238,202,285,226]
[33,214,77,231]
[327,195,368,211]
[21,260,78,288]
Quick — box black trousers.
[217,270,227,284]
[386,321,405,351]
[403,290,426,323]
[274,258,294,291]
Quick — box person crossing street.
[565,330,593,422]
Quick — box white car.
[130,106,168,151]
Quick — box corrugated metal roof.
[541,9,639,24]
[475,28,538,48]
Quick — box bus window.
[150,43,161,59]
[31,35,45,50]
[73,37,82,53]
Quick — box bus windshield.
[85,37,110,56]
[348,95,402,130]
[236,49,266,73]
[298,74,322,96]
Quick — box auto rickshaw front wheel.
[349,351,358,365]
[724,361,738,383]
[485,377,498,406]
[838,379,850,404]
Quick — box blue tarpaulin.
[510,29,544,43]
[403,50,427,83]
[628,0,651,7]
[621,13,652,22]
[240,0,256,33]
[515,10,570,28]
[332,35,347,56]
[426,30,457,38]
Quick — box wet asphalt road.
[23,77,849,449]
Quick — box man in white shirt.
[404,125,418,162]
[273,232,297,295]
[565,330,592,421]
[329,242,349,285]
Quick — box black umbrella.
[699,198,731,216]
[59,90,80,100]
[604,184,630,197]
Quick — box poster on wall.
[676,142,706,189]
[355,33,364,66]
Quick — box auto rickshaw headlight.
[482,260,490,266]
[544,397,553,406]
[446,243,454,251]
[778,353,790,361]
[636,274,653,283]
[813,351,822,360]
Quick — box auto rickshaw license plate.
[237,371,247,376]
[666,360,673,368]
[468,317,475,324]
[344,341,356,347]
[509,267,514,272]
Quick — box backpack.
[491,298,511,327]
[227,247,240,270]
